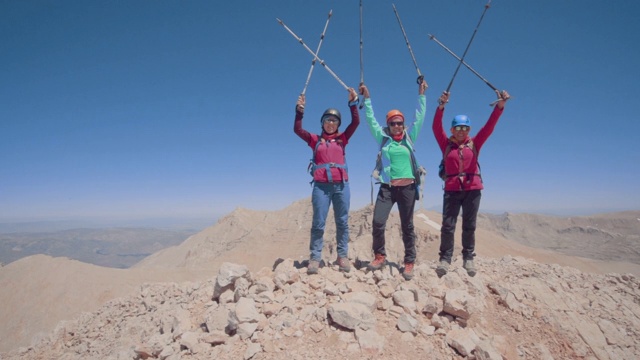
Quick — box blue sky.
[2,0,639,223]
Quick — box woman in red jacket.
[432,89,510,277]
[294,88,360,275]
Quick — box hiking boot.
[402,262,415,280]
[463,259,477,277]
[336,257,351,273]
[436,260,449,277]
[367,254,387,271]
[307,260,320,275]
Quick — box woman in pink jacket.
[294,88,360,275]
[432,90,510,277]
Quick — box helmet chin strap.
[322,127,340,138]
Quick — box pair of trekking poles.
[276,0,507,105]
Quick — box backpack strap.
[441,139,481,185]
[370,128,426,205]
[370,135,390,204]
[308,137,348,184]
[400,128,426,206]
[312,163,348,183]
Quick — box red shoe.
[367,254,387,271]
[403,262,414,280]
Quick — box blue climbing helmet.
[452,114,470,127]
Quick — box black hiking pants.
[439,189,481,263]
[372,183,417,264]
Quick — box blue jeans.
[310,182,350,261]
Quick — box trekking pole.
[301,10,333,96]
[277,18,350,91]
[445,0,492,93]
[358,0,365,109]
[428,34,498,92]
[392,3,424,85]
[430,35,505,106]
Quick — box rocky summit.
[4,256,639,360]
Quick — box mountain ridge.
[1,199,639,355]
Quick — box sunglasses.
[323,117,339,123]
[389,121,404,127]
[454,126,470,131]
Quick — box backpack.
[438,139,480,181]
[308,137,348,184]
[371,128,427,203]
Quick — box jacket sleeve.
[342,103,361,144]
[432,107,448,153]
[473,105,504,151]
[408,94,426,144]
[363,98,385,145]
[293,108,313,145]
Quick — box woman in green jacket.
[359,80,427,280]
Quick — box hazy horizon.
[1,202,637,234]
[0,215,217,233]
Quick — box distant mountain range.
[0,227,197,268]
[0,217,216,233]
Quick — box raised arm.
[474,90,511,148]
[432,91,449,152]
[359,84,386,145]
[408,80,428,143]
[342,88,360,140]
[293,94,313,143]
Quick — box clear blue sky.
[2,0,639,223]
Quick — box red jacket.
[294,104,360,183]
[432,105,503,191]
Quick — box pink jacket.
[432,105,503,191]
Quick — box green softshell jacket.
[363,94,426,185]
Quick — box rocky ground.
[3,256,638,360]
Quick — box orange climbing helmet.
[385,109,404,124]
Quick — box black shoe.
[463,259,476,277]
[436,260,449,277]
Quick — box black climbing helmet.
[320,108,341,126]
